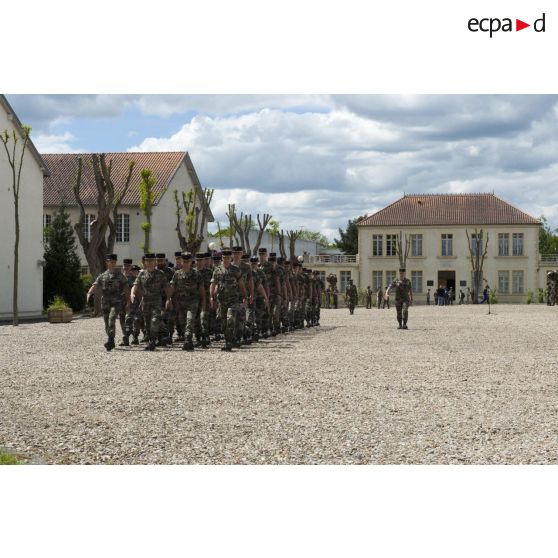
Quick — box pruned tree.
[267,218,280,251]
[174,186,214,253]
[253,213,272,255]
[1,126,31,326]
[226,206,256,253]
[286,229,303,262]
[396,230,410,269]
[138,168,156,254]
[73,154,135,315]
[278,229,287,259]
[466,228,489,304]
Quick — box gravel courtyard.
[1,304,557,464]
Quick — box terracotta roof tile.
[42,152,186,206]
[358,194,539,227]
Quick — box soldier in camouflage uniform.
[156,253,174,344]
[285,260,295,331]
[312,270,323,326]
[170,252,206,351]
[250,255,270,339]
[118,258,135,346]
[131,253,172,351]
[232,246,253,345]
[123,261,142,345]
[385,268,413,329]
[87,254,131,351]
[210,249,248,351]
[200,252,215,344]
[259,248,281,337]
[547,271,557,306]
[172,251,185,341]
[276,257,289,333]
[345,279,358,315]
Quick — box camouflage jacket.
[238,261,253,301]
[93,270,128,305]
[253,267,267,299]
[346,284,358,302]
[260,261,278,295]
[201,266,213,294]
[123,272,136,289]
[211,264,243,305]
[388,278,413,303]
[171,268,202,301]
[134,268,169,305]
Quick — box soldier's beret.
[203,252,211,258]
[182,252,193,260]
[277,257,284,263]
[258,248,267,254]
[232,246,243,253]
[145,253,156,260]
[399,268,406,272]
[249,256,258,263]
[156,253,166,259]
[212,254,222,261]
[122,258,132,264]
[222,249,232,256]
[269,252,277,257]
[105,254,117,261]
[241,254,249,259]
[195,252,205,259]
[168,262,175,268]
[174,251,183,258]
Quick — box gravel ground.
[1,304,558,464]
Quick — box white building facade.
[0,95,49,320]
[42,152,213,271]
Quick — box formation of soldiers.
[546,271,558,306]
[87,247,325,352]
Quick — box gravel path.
[1,304,557,464]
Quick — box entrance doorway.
[437,270,456,291]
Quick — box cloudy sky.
[8,94,558,238]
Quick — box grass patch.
[0,451,22,465]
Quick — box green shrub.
[489,288,498,304]
[47,296,71,311]
[0,452,21,465]
[538,289,545,303]
[526,290,534,304]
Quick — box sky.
[8,94,558,239]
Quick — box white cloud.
[32,131,80,153]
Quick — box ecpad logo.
[468,13,546,37]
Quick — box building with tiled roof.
[310,193,545,302]
[42,151,214,269]
[1,94,49,320]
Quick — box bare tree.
[227,206,255,253]
[396,230,411,269]
[1,126,31,326]
[466,228,489,304]
[286,229,303,262]
[73,154,135,314]
[174,186,214,253]
[253,213,272,255]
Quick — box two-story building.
[310,193,542,302]
[42,151,214,271]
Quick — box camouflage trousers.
[268,294,281,333]
[235,302,247,340]
[280,297,289,329]
[102,300,125,338]
[141,301,164,342]
[347,298,356,314]
[255,297,267,335]
[174,298,199,341]
[395,301,410,324]
[217,300,240,343]
[160,299,174,340]
[246,300,256,337]
[124,299,142,337]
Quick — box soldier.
[170,252,206,351]
[210,249,248,351]
[232,246,253,345]
[276,257,290,333]
[426,288,431,306]
[385,268,413,329]
[156,253,174,343]
[365,286,372,309]
[547,271,557,306]
[131,253,172,351]
[346,279,358,315]
[200,252,215,344]
[250,255,270,340]
[123,262,142,345]
[118,258,135,345]
[174,251,184,271]
[259,248,281,337]
[87,254,131,351]
[376,286,383,309]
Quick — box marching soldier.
[170,252,206,351]
[365,286,372,309]
[232,246,253,345]
[345,279,358,315]
[156,253,174,343]
[250,255,270,339]
[131,253,172,351]
[118,258,135,345]
[87,254,131,351]
[385,268,413,329]
[210,249,248,351]
[259,248,280,337]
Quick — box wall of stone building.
[0,109,44,319]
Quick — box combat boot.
[104,336,115,351]
[221,343,233,351]
[119,335,130,347]
[213,334,222,342]
[253,332,260,342]
[182,339,194,351]
[131,335,139,345]
[176,334,185,343]
[397,322,403,329]
[145,341,156,351]
[140,334,149,344]
[200,337,210,348]
[403,322,408,329]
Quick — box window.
[512,270,524,294]
[385,270,397,287]
[372,234,383,256]
[411,234,423,256]
[498,233,509,256]
[116,213,130,243]
[386,234,397,256]
[372,270,383,291]
[43,214,52,242]
[82,214,96,242]
[471,233,483,257]
[512,233,524,256]
[498,271,509,294]
[340,271,352,293]
[411,271,422,293]
[441,234,453,256]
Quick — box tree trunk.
[13,198,19,326]
[145,214,151,254]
